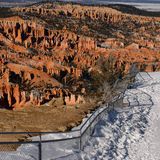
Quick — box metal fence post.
[80,130,82,151]
[90,117,92,136]
[39,134,42,160]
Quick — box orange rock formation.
[0,2,159,109]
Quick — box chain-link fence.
[0,141,40,160]
[0,92,125,160]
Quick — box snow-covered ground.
[63,0,160,12]
[58,72,160,160]
[95,1,160,12]
[1,72,160,160]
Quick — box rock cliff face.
[15,4,122,23]
[0,16,97,52]
[0,2,159,109]
[13,3,160,23]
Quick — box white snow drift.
[58,72,160,160]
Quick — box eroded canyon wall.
[0,2,159,109]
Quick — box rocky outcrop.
[13,4,123,23]
[13,3,160,24]
[0,66,78,108]
[0,16,97,53]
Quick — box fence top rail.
[0,135,81,144]
[0,130,79,135]
[79,104,107,130]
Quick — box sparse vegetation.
[0,7,16,18]
[90,55,123,89]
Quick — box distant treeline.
[108,4,160,17]
[0,7,16,18]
